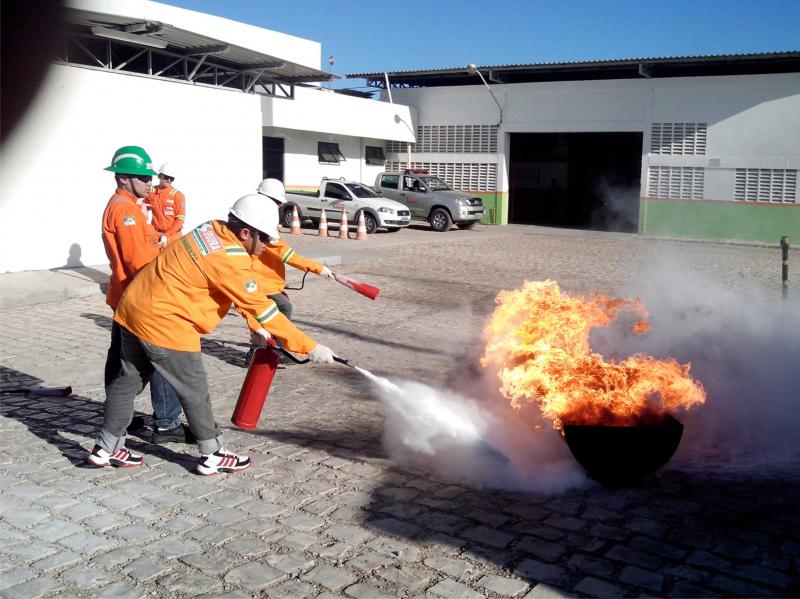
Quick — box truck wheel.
[429,208,452,232]
[458,221,477,230]
[363,212,378,235]
[282,206,296,228]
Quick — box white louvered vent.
[647,166,705,199]
[386,124,498,154]
[650,123,707,155]
[386,140,414,153]
[735,169,797,203]
[386,161,497,191]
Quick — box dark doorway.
[508,132,643,232]
[262,136,284,181]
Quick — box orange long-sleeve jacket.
[256,239,325,292]
[101,189,159,310]
[147,185,185,244]
[236,240,324,334]
[114,220,317,354]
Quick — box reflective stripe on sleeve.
[256,304,279,324]
[281,248,295,264]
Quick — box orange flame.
[481,281,706,430]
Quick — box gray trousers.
[96,326,224,455]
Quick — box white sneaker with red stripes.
[87,445,143,468]
[196,449,251,475]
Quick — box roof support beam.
[187,53,208,80]
[114,48,148,71]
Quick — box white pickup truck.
[283,178,411,234]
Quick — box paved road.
[0,225,798,598]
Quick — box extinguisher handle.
[276,347,310,364]
[275,347,353,367]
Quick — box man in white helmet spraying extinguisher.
[241,178,335,365]
[89,194,338,473]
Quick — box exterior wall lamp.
[467,63,503,126]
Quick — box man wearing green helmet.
[101,145,191,445]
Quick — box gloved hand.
[319,266,333,279]
[308,343,335,364]
[250,329,272,347]
[158,235,168,248]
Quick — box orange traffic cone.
[338,208,349,240]
[356,210,368,240]
[318,208,329,237]
[290,205,301,235]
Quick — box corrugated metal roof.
[347,51,800,87]
[65,7,332,83]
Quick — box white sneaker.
[196,449,251,475]
[87,445,143,468]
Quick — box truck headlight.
[378,207,394,214]
[456,198,469,206]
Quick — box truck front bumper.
[456,207,485,221]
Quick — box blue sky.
[167,0,799,90]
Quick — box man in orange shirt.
[88,195,338,473]
[101,146,189,444]
[147,162,186,247]
[244,178,334,364]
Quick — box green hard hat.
[104,146,158,176]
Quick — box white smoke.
[357,367,587,494]
[591,247,800,471]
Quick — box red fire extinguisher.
[231,341,280,430]
[231,337,353,430]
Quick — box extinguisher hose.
[284,271,309,291]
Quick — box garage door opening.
[508,132,643,232]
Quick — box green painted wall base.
[474,192,508,225]
[641,198,800,243]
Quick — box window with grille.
[647,166,705,200]
[318,142,345,164]
[364,145,386,166]
[650,123,707,155]
[385,124,499,154]
[385,161,497,192]
[734,169,797,203]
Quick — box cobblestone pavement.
[1,225,798,598]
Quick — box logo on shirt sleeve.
[190,222,223,255]
[122,216,136,226]
[245,279,257,293]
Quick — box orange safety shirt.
[101,188,160,310]
[256,239,324,292]
[114,220,317,354]
[147,185,185,244]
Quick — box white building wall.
[0,64,263,273]
[387,73,800,203]
[264,128,390,188]
[263,87,415,142]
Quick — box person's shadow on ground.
[0,365,198,473]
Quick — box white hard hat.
[229,194,280,241]
[256,178,286,205]
[158,162,176,179]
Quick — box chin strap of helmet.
[248,227,259,254]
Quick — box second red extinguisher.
[231,342,280,430]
